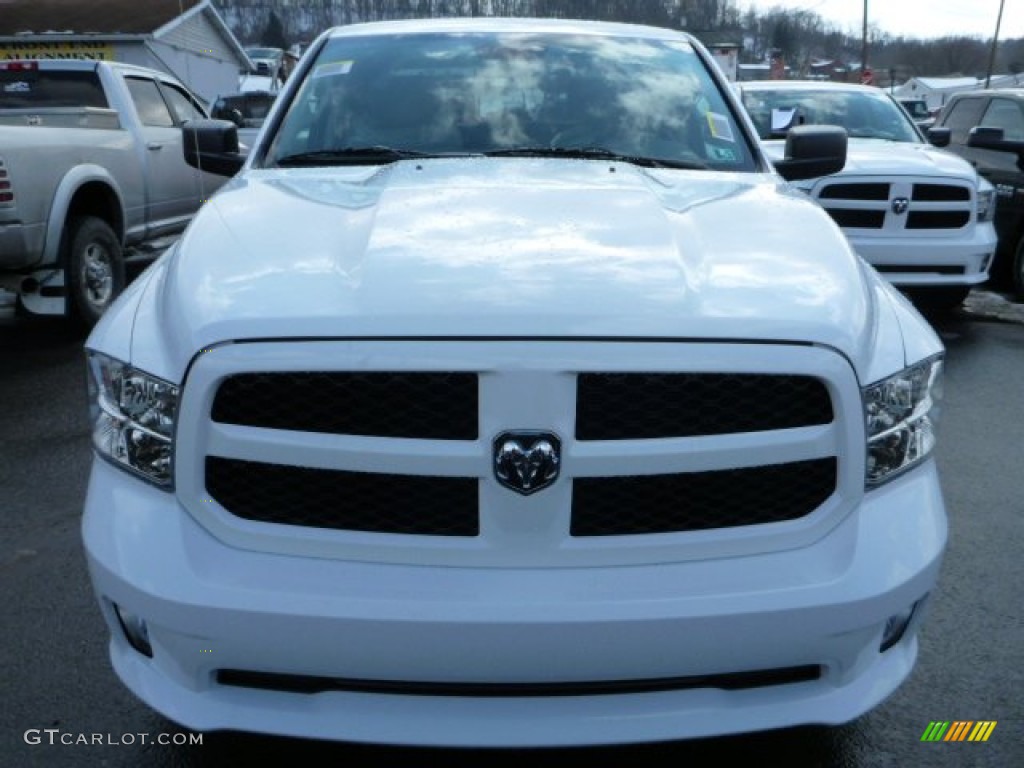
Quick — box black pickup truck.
[933,89,1024,298]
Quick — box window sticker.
[706,112,734,142]
[771,108,796,132]
[313,60,354,79]
[4,81,30,93]
[707,145,739,162]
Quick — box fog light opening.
[880,597,926,652]
[114,603,153,658]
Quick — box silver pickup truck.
[0,59,225,325]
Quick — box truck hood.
[155,158,875,368]
[762,137,977,179]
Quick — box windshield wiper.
[273,146,438,167]
[485,146,708,170]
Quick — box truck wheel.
[66,216,125,327]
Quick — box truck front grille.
[184,341,859,562]
[206,457,480,536]
[815,178,973,231]
[571,458,837,536]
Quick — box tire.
[65,216,125,327]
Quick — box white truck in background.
[0,59,226,325]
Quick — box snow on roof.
[913,77,980,90]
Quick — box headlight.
[864,355,943,486]
[977,186,996,223]
[86,352,178,487]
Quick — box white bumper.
[83,457,946,747]
[851,223,997,288]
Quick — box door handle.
[147,142,164,151]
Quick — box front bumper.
[851,225,997,288]
[82,458,946,747]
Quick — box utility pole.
[985,0,1006,88]
[861,0,869,77]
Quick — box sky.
[739,0,1021,41]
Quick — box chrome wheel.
[67,216,124,327]
[81,241,115,312]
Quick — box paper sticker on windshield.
[706,112,734,142]
[313,60,354,78]
[3,81,30,93]
[771,108,796,132]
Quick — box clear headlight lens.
[86,352,178,488]
[977,186,996,222]
[864,355,943,486]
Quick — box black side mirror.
[183,119,246,177]
[773,125,847,181]
[968,125,1024,171]
[926,126,951,147]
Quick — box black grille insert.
[217,665,822,697]
[825,209,885,228]
[819,182,890,200]
[912,184,969,202]
[206,457,479,536]
[576,373,832,441]
[212,371,478,440]
[875,265,965,275]
[571,458,837,536]
[906,211,970,229]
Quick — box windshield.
[742,87,921,142]
[246,48,282,60]
[899,100,930,119]
[265,31,757,172]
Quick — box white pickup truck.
[738,80,998,312]
[0,59,225,325]
[82,19,948,747]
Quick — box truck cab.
[933,89,1024,298]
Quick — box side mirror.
[927,126,951,147]
[968,126,1024,170]
[183,118,246,177]
[772,125,847,181]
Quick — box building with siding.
[891,77,982,113]
[0,0,250,103]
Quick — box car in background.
[244,46,285,81]
[737,80,998,311]
[933,89,1024,298]
[898,98,936,130]
[0,59,226,324]
[209,89,277,147]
